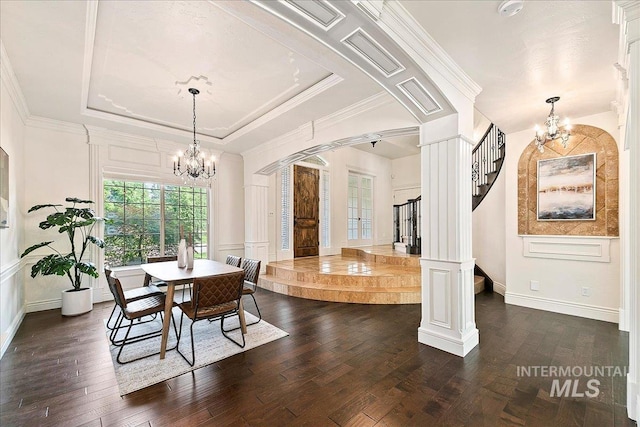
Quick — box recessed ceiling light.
[498,0,524,17]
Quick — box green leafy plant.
[21,197,106,291]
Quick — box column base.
[418,326,479,357]
[628,374,639,421]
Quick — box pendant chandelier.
[173,88,215,183]
[533,96,571,153]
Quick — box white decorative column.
[244,173,269,272]
[418,121,478,357]
[617,1,640,421]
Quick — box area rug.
[105,310,288,395]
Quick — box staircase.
[472,123,506,210]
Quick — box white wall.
[0,76,26,357]
[391,154,419,190]
[22,125,91,311]
[504,111,623,322]
[214,152,245,262]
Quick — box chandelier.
[533,96,571,153]
[173,88,215,182]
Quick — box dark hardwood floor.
[0,291,634,426]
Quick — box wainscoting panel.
[522,235,613,262]
[429,268,451,328]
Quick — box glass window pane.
[103,179,209,267]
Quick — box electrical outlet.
[530,280,539,291]
[581,286,591,297]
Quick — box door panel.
[347,172,374,246]
[294,165,319,257]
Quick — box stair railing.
[393,196,421,254]
[472,124,506,210]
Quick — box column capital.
[418,133,475,147]
[245,173,269,188]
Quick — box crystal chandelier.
[173,88,215,183]
[533,96,571,153]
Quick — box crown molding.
[84,125,158,149]
[0,40,30,124]
[241,90,395,160]
[378,1,482,102]
[223,73,343,145]
[615,1,640,50]
[25,115,87,136]
[315,90,397,132]
[80,0,99,114]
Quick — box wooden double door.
[293,165,319,258]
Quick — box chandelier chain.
[173,87,215,184]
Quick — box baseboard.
[0,307,25,359]
[26,298,61,313]
[619,308,629,332]
[505,292,618,323]
[418,326,479,357]
[493,281,506,296]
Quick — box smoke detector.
[498,0,524,17]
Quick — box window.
[321,170,330,247]
[347,173,373,242]
[280,167,291,250]
[103,179,208,267]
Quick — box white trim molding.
[493,281,506,296]
[0,40,30,123]
[0,307,25,359]
[505,291,619,323]
[521,235,615,263]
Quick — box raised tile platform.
[259,245,421,304]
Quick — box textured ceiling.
[400,0,619,134]
[88,1,332,139]
[0,0,622,159]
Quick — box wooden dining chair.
[225,255,242,268]
[106,273,178,364]
[221,258,262,332]
[175,270,245,366]
[104,265,164,331]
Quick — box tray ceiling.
[87,1,332,139]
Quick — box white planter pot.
[61,288,93,316]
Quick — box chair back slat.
[147,255,178,263]
[192,271,244,318]
[242,258,261,285]
[105,270,127,309]
[225,255,242,268]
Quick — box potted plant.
[21,197,105,316]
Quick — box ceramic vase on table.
[177,225,187,268]
[186,233,194,269]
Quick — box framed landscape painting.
[537,153,596,221]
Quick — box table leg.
[160,284,175,359]
[238,298,248,335]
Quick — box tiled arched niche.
[518,124,619,236]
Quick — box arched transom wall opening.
[256,126,419,176]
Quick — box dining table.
[140,258,247,359]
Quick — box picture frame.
[537,153,596,221]
[0,147,8,228]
